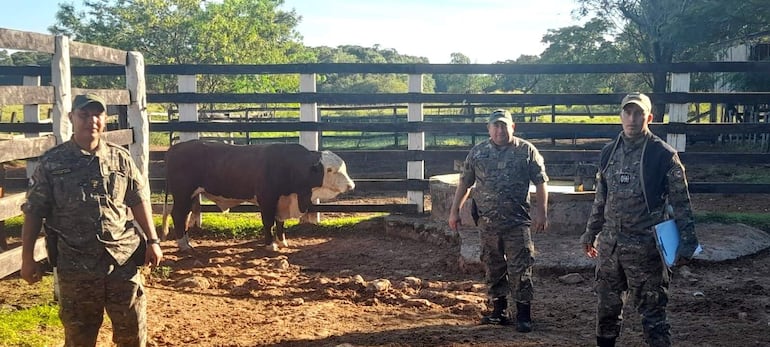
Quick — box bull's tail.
[160,182,171,241]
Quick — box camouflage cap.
[488,109,513,125]
[73,93,106,111]
[621,92,652,115]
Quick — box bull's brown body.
[162,140,325,246]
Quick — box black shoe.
[480,314,512,325]
[516,320,532,333]
[480,297,511,325]
[597,336,616,347]
[515,302,532,333]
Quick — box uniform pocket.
[109,171,127,203]
[51,174,81,209]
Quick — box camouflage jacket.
[22,140,149,271]
[580,131,699,259]
[460,137,548,227]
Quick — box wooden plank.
[126,51,150,178]
[69,40,127,65]
[0,86,55,106]
[177,75,200,142]
[148,149,769,166]
[0,237,48,280]
[37,61,770,79]
[3,120,766,139]
[148,91,770,106]
[0,28,55,53]
[145,120,770,137]
[0,192,26,221]
[678,152,770,164]
[71,88,131,106]
[689,183,770,194]
[0,136,56,163]
[102,129,134,146]
[0,123,52,133]
[52,35,73,144]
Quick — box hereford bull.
[160,140,355,251]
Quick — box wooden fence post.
[0,185,6,251]
[668,73,690,152]
[178,75,198,143]
[407,74,425,212]
[299,73,319,150]
[299,73,320,223]
[126,51,149,179]
[51,35,72,144]
[23,73,41,177]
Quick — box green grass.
[0,305,63,346]
[194,213,381,238]
[695,212,770,231]
[0,276,62,347]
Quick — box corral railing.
[0,27,146,278]
[2,39,770,218]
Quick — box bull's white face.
[312,150,355,201]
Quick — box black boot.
[480,297,511,325]
[596,336,616,347]
[515,302,532,333]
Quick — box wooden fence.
[0,27,147,278]
[3,29,770,258]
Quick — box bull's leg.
[189,196,202,229]
[275,220,288,248]
[258,197,279,251]
[170,195,194,250]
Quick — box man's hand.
[583,243,598,258]
[448,210,461,231]
[21,259,42,284]
[532,212,548,232]
[144,243,163,267]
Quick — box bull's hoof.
[268,242,280,252]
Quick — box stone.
[558,273,585,284]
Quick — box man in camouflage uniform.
[580,93,699,347]
[449,109,549,333]
[21,94,163,347]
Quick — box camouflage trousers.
[594,231,671,347]
[478,221,535,303]
[57,257,147,347]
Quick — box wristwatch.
[147,238,161,245]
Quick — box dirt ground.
[2,193,766,347]
[2,166,770,346]
[134,193,770,347]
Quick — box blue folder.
[653,220,702,267]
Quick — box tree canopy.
[1,0,767,102]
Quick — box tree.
[50,0,306,97]
[537,18,632,94]
[490,55,541,93]
[311,45,435,93]
[574,0,770,120]
[433,52,493,93]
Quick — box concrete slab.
[384,216,770,275]
[693,223,770,262]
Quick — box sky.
[1,0,585,64]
